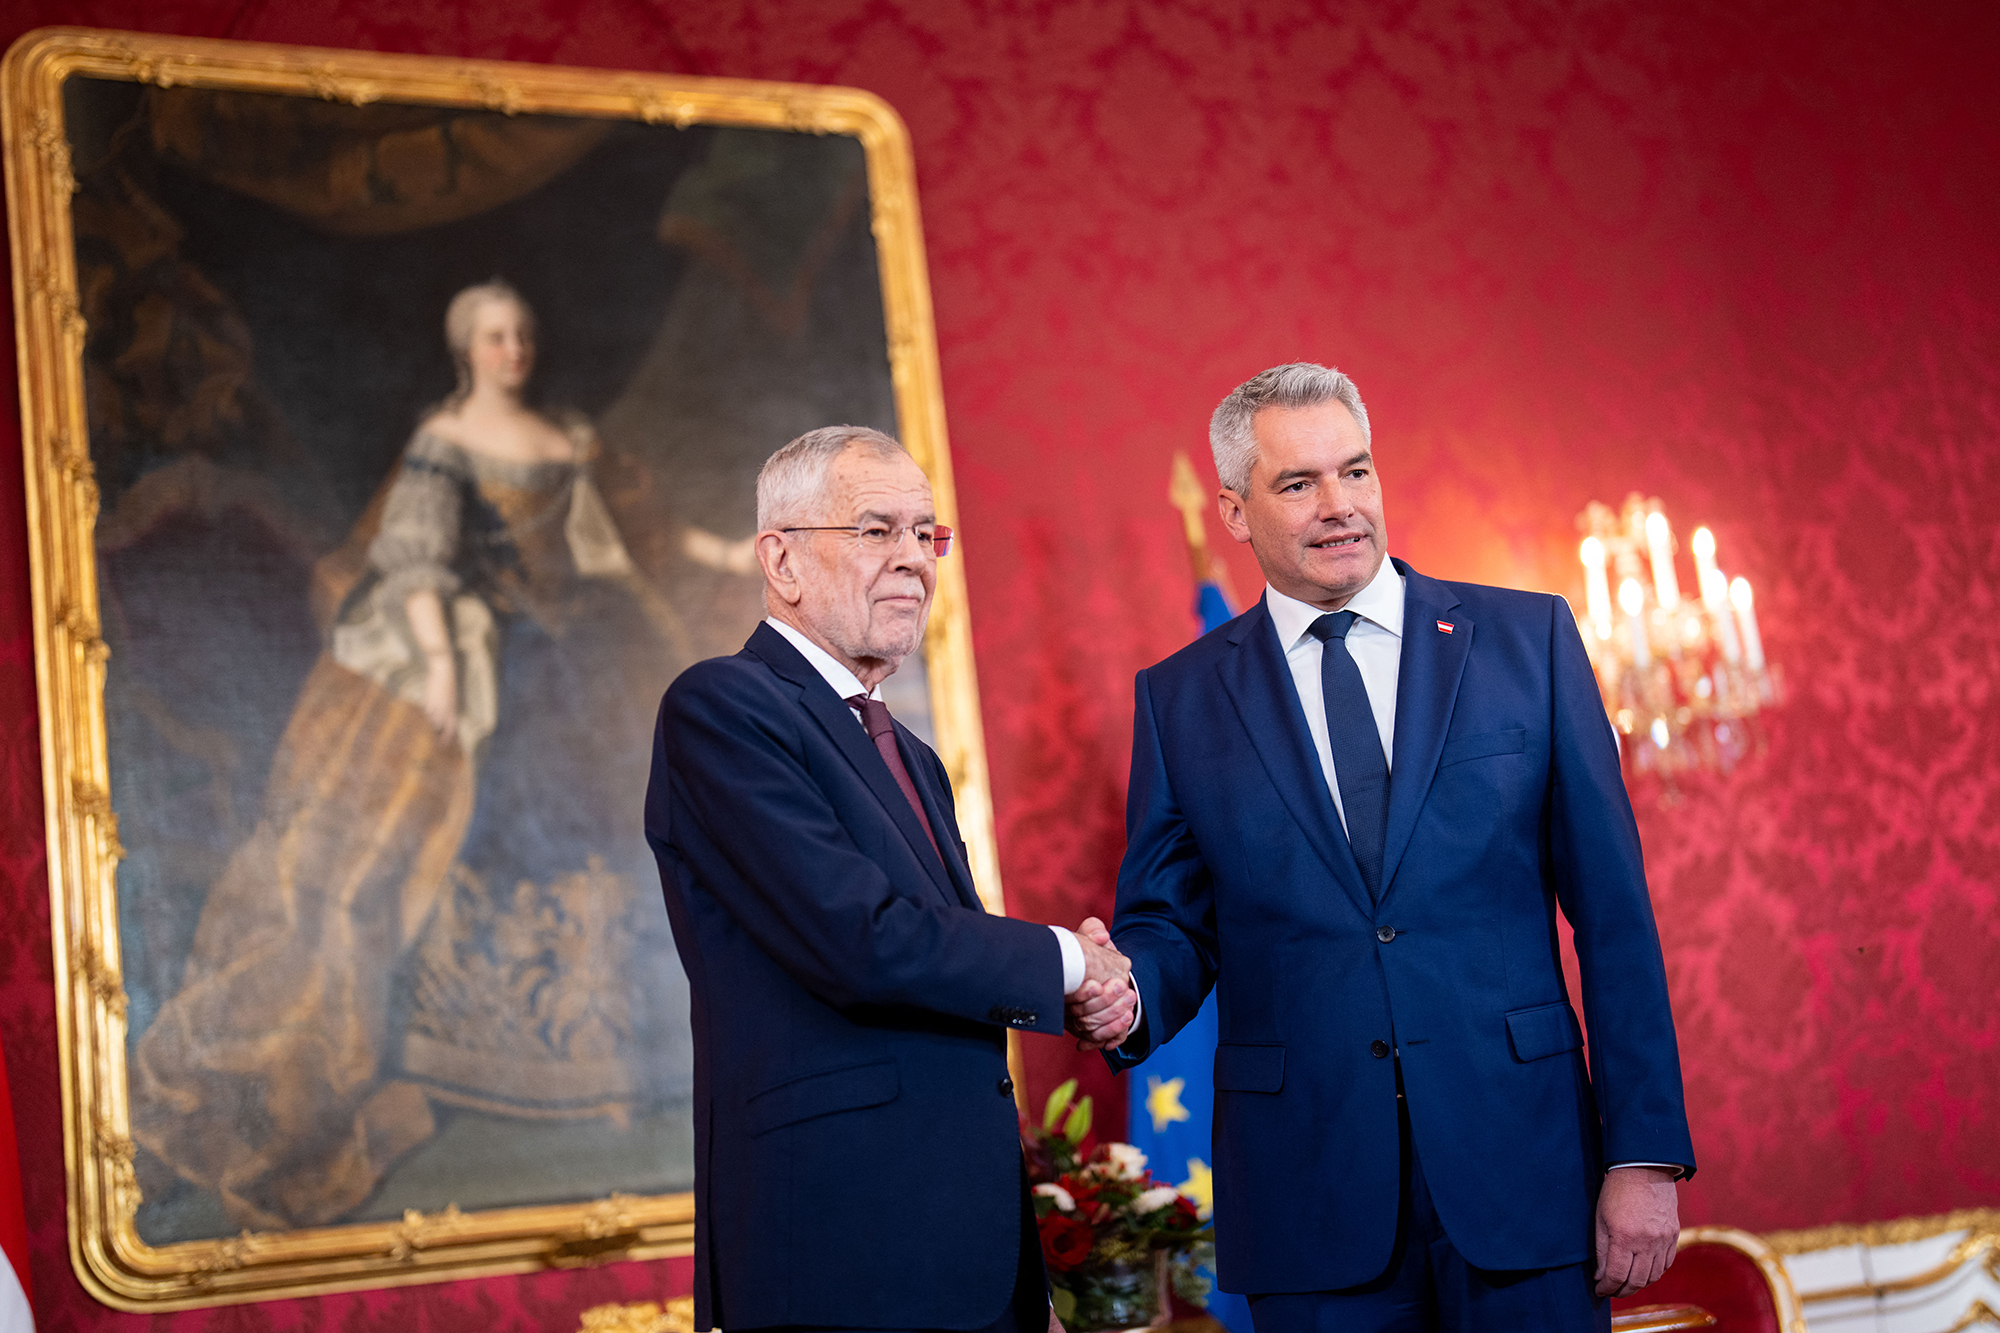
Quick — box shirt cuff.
[1119,985,1143,1045]
[1052,926,1084,995]
[1607,1162,1685,1175]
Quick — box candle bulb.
[1731,577,1765,671]
[1645,510,1680,610]
[1691,527,1720,604]
[1619,577,1651,669]
[1703,568,1741,663]
[1580,537,1612,638]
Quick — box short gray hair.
[756,425,908,531]
[1209,363,1370,494]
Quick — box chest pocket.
[1438,727,1526,768]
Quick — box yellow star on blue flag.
[1178,1156,1214,1220]
[1145,1076,1192,1134]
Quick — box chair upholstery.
[1611,1226,1806,1333]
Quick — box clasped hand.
[1064,917,1137,1051]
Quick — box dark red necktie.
[847,695,943,863]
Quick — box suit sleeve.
[1546,597,1697,1176]
[1105,669,1220,1070]
[651,672,1064,1034]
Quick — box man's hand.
[1065,977,1135,1050]
[1594,1167,1680,1297]
[1077,916,1127,989]
[1065,918,1136,1051]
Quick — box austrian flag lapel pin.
[1436,621,1455,634]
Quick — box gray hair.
[756,425,908,531]
[442,277,534,408]
[1209,363,1371,494]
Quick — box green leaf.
[1043,1079,1078,1133]
[1062,1094,1093,1145]
[1050,1285,1077,1324]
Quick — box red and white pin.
[1436,621,1455,634]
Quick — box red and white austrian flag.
[1436,621,1455,634]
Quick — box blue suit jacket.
[1107,560,1694,1294]
[647,623,1063,1330]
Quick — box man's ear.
[756,531,804,606]
[1217,489,1253,545]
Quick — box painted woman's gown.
[131,422,682,1231]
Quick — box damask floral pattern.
[3,0,1997,1327]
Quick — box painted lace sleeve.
[368,432,467,610]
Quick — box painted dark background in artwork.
[64,80,714,520]
[0,0,1995,1329]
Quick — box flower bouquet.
[1023,1080,1215,1332]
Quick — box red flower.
[1058,1174,1102,1210]
[1038,1213,1095,1272]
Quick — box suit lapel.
[897,728,986,912]
[1378,562,1471,908]
[747,624,959,906]
[1216,597,1374,920]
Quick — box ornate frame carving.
[2,26,1000,1309]
[1764,1208,2000,1314]
[1763,1207,2000,1258]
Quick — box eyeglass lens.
[862,524,953,556]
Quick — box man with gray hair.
[1068,366,1694,1332]
[647,425,1135,1333]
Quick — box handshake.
[1064,917,1139,1052]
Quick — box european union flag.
[1124,578,1252,1333]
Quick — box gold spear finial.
[1168,451,1233,596]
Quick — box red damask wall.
[2,1,1996,1327]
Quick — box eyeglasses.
[780,523,954,557]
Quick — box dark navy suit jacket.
[1107,560,1694,1295]
[647,623,1064,1330]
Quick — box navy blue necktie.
[1307,611,1390,902]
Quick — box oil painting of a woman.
[130,279,697,1232]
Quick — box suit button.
[1370,1040,1391,1059]
[1376,926,1396,942]
[998,1076,1015,1096]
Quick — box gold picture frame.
[2,26,1000,1310]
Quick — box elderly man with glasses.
[647,425,1134,1333]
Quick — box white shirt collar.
[1264,556,1407,649]
[765,617,878,704]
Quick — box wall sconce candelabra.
[1575,495,1780,786]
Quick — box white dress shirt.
[1263,557,1407,828]
[765,619,1088,993]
